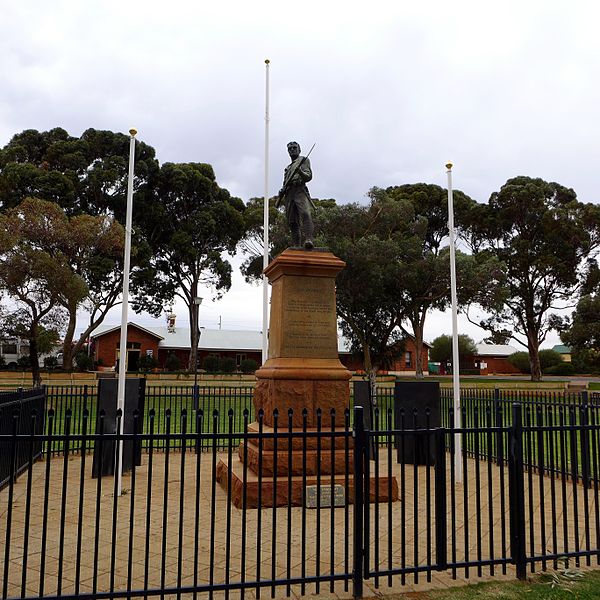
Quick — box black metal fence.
[0,388,44,490]
[2,397,600,600]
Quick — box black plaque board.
[394,381,440,465]
[92,378,146,478]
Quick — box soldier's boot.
[302,218,314,250]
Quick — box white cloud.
[2,0,599,343]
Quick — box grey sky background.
[2,1,599,348]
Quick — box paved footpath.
[1,451,597,599]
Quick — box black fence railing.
[0,388,45,490]
[2,401,600,600]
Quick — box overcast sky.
[2,1,599,348]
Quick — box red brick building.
[464,344,522,375]
[91,323,262,371]
[338,337,430,375]
[91,321,429,374]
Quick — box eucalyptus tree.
[0,128,158,368]
[369,184,492,377]
[132,162,246,371]
[0,200,88,384]
[463,176,600,381]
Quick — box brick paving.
[1,450,599,599]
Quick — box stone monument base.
[215,247,398,508]
[216,454,399,509]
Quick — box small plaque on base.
[305,484,346,508]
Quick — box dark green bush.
[165,352,182,371]
[138,354,158,372]
[17,355,31,369]
[219,357,237,373]
[240,358,258,374]
[539,349,563,370]
[44,355,59,369]
[508,349,564,374]
[75,352,94,371]
[459,368,480,376]
[543,362,577,376]
[507,351,530,373]
[202,355,220,372]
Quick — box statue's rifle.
[275,143,316,208]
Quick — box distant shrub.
[539,349,563,371]
[44,355,59,369]
[509,349,564,374]
[0,355,5,368]
[165,352,182,371]
[240,358,258,374]
[17,355,31,369]
[75,352,94,371]
[459,368,480,376]
[219,357,237,373]
[508,351,530,373]
[544,362,577,376]
[202,355,220,373]
[138,354,158,372]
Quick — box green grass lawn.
[384,567,600,599]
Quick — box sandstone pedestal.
[216,248,398,507]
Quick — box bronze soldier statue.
[276,141,315,249]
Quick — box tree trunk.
[62,305,77,371]
[29,323,42,387]
[411,318,425,379]
[361,342,378,401]
[528,334,542,382]
[188,295,200,373]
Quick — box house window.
[2,343,17,355]
[116,342,141,349]
[405,351,412,368]
[236,353,247,367]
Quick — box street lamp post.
[193,296,203,389]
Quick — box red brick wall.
[465,354,523,375]
[339,339,429,374]
[94,326,160,367]
[157,349,263,370]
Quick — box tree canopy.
[429,334,477,367]
[0,128,158,369]
[464,176,600,381]
[367,184,495,376]
[0,199,88,384]
[132,162,246,370]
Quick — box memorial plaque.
[280,275,337,358]
[305,484,346,508]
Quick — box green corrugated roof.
[552,344,571,354]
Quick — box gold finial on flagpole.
[446,161,453,170]
[129,128,138,137]
[265,59,270,64]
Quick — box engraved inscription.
[281,275,337,358]
[305,484,346,508]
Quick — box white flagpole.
[446,161,463,484]
[116,127,137,497]
[261,59,271,364]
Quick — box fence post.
[494,388,504,469]
[508,403,527,580]
[580,403,591,489]
[434,428,447,569]
[193,384,199,412]
[352,405,366,599]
